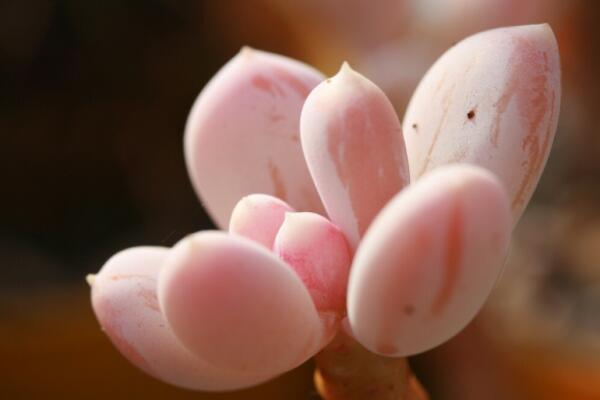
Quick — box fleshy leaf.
[403,24,561,223]
[348,165,511,357]
[90,247,275,391]
[301,63,409,249]
[274,212,351,315]
[185,48,325,228]
[157,232,327,376]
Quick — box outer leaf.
[90,247,274,391]
[348,165,511,357]
[403,24,560,223]
[185,48,325,228]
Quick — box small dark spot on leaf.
[404,305,415,315]
[467,110,476,120]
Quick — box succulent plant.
[88,24,560,399]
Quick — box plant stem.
[314,332,428,400]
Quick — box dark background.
[1,1,300,290]
[1,2,319,398]
[1,1,599,399]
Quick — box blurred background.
[1,0,599,398]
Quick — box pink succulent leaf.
[347,165,511,357]
[274,211,351,317]
[300,63,410,250]
[185,48,326,229]
[403,24,561,224]
[157,232,329,377]
[90,247,276,391]
[229,193,294,249]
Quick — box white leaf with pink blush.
[157,232,329,377]
[403,24,561,223]
[90,247,278,391]
[347,165,511,357]
[301,63,409,249]
[185,48,325,229]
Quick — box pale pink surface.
[185,48,325,228]
[229,194,294,248]
[157,232,326,376]
[403,24,560,223]
[274,212,351,314]
[347,165,511,357]
[90,247,274,391]
[301,63,409,249]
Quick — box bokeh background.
[2,0,599,399]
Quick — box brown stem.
[314,332,428,400]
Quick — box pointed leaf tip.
[301,65,409,248]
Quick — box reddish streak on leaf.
[137,284,160,312]
[251,74,284,97]
[490,39,550,152]
[433,69,449,95]
[418,82,456,176]
[273,67,311,98]
[375,229,432,355]
[268,113,285,122]
[278,223,348,313]
[268,160,287,201]
[512,91,556,211]
[490,87,514,148]
[253,67,312,100]
[327,93,408,237]
[431,202,463,314]
[488,37,555,211]
[511,47,555,211]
